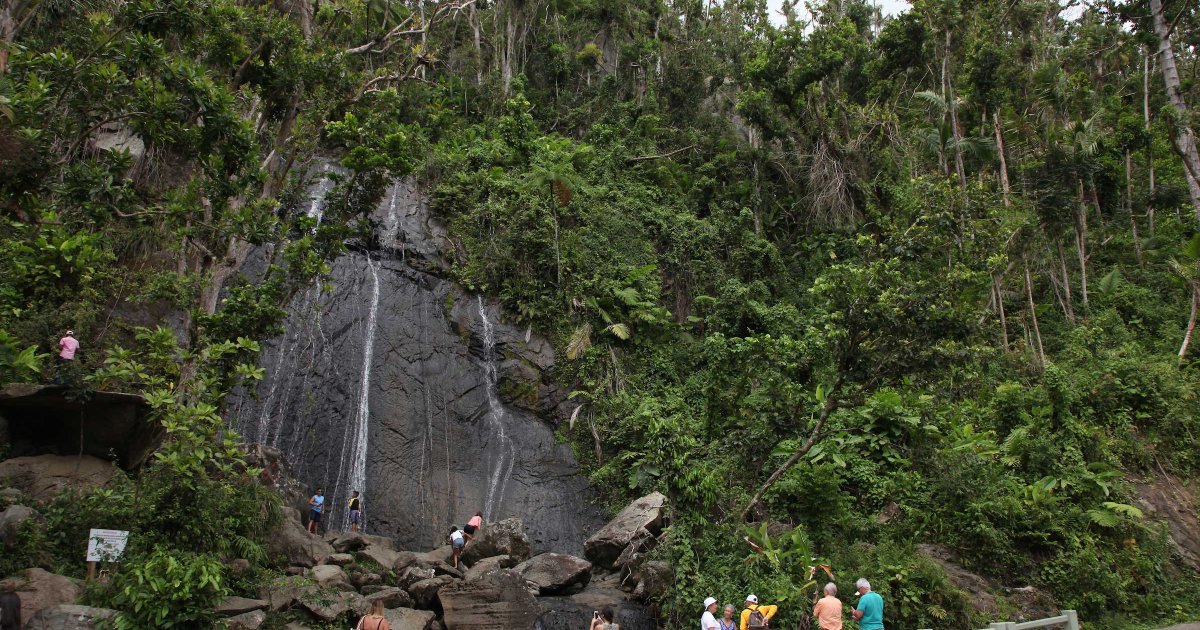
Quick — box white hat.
[704,597,717,609]
[745,594,758,604]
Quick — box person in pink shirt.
[59,330,79,361]
[464,511,483,541]
[54,330,79,384]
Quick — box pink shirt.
[467,515,482,528]
[59,336,79,360]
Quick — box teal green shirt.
[855,591,884,630]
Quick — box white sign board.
[85,529,128,562]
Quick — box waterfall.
[330,183,404,531]
[306,162,335,225]
[478,296,516,521]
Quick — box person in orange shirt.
[812,583,843,630]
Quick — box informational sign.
[85,529,128,562]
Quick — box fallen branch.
[626,144,696,163]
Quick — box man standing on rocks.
[348,490,363,533]
[851,579,884,630]
[307,488,324,534]
[701,597,720,630]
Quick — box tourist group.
[700,580,884,630]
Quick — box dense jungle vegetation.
[2,0,1200,628]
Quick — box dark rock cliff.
[227,173,604,554]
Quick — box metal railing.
[919,609,1079,630]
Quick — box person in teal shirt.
[851,578,884,630]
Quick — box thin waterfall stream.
[478,296,516,520]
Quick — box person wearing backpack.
[348,491,364,533]
[739,594,777,630]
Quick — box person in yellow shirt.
[739,594,778,630]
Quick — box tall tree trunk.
[1075,179,1089,309]
[1025,260,1046,367]
[1180,282,1198,365]
[1127,150,1145,268]
[943,30,966,188]
[471,2,482,84]
[1055,239,1076,323]
[1150,0,1200,224]
[1144,46,1157,236]
[502,5,516,95]
[0,2,14,77]
[994,111,1011,206]
[994,273,1009,349]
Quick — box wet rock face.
[228,175,603,555]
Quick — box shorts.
[452,538,465,549]
[309,509,322,522]
[463,524,477,535]
[350,510,362,524]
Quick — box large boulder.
[323,553,355,566]
[357,544,401,570]
[584,492,666,569]
[24,605,116,630]
[629,561,671,600]
[535,573,656,630]
[298,588,367,622]
[407,575,454,611]
[384,607,436,630]
[214,596,268,616]
[258,576,316,612]
[225,609,267,630]
[0,504,41,545]
[0,455,117,503]
[308,564,351,589]
[460,518,530,565]
[439,570,541,629]
[268,507,335,568]
[0,567,81,626]
[325,531,369,553]
[464,555,517,582]
[513,553,592,595]
[365,586,414,609]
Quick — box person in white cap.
[701,597,720,630]
[740,594,778,630]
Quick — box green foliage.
[107,547,227,629]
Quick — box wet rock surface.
[439,570,541,629]
[228,177,603,553]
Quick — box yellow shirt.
[813,596,843,630]
[739,604,779,630]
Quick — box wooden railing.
[919,609,1079,630]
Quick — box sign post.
[85,528,128,581]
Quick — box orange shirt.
[813,595,843,630]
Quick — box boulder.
[460,518,531,565]
[439,570,541,629]
[361,584,391,595]
[407,575,454,611]
[350,570,383,589]
[464,555,517,581]
[630,561,671,600]
[613,526,656,573]
[584,492,666,569]
[308,564,350,589]
[0,385,156,469]
[24,604,116,630]
[513,553,592,595]
[1135,479,1200,571]
[422,545,454,565]
[365,586,414,609]
[258,576,316,611]
[225,609,267,630]
[0,504,42,545]
[323,553,355,566]
[325,531,368,553]
[214,596,268,616]
[298,588,367,622]
[268,507,335,568]
[535,572,656,630]
[0,567,81,626]
[0,455,117,503]
[357,544,401,570]
[228,558,251,575]
[361,533,396,550]
[384,607,436,630]
[393,550,420,572]
[396,566,437,590]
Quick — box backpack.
[745,607,768,630]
